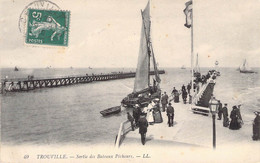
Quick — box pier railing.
[191,75,216,115]
[115,120,133,148]
[0,70,165,94]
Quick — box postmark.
[19,0,60,35]
[26,9,70,46]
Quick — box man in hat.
[172,87,178,95]
[133,104,141,127]
[166,103,174,127]
[138,113,148,145]
[217,100,223,120]
[222,103,229,127]
[187,83,191,95]
[161,92,168,112]
[127,112,135,131]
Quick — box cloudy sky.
[0,0,260,68]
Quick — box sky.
[0,0,260,68]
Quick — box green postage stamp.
[26,9,70,46]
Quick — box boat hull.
[100,106,121,116]
[122,87,161,108]
[240,70,255,73]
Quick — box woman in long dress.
[153,99,163,123]
[145,101,155,124]
[229,106,240,130]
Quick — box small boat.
[100,106,121,116]
[239,59,255,73]
[14,66,19,71]
[181,65,186,69]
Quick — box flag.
[184,0,192,28]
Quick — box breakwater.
[0,70,165,93]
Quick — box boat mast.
[141,8,151,87]
[191,0,194,98]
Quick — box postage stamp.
[26,9,70,46]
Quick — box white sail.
[240,59,252,71]
[134,1,151,92]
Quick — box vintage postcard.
[0,0,260,162]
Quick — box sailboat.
[181,65,186,69]
[121,0,161,107]
[14,66,19,71]
[239,59,255,73]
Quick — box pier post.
[212,114,216,149]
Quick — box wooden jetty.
[0,70,165,93]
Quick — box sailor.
[127,112,135,131]
[138,113,149,145]
[222,104,229,127]
[181,84,186,92]
[161,92,168,112]
[252,111,260,140]
[217,100,223,120]
[166,103,174,127]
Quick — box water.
[1,67,260,145]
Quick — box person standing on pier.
[127,112,135,131]
[181,84,186,92]
[138,113,149,145]
[182,88,188,104]
[217,100,223,120]
[229,106,241,130]
[172,87,178,94]
[252,111,260,140]
[161,92,168,112]
[237,104,243,127]
[166,103,174,127]
[133,104,141,127]
[187,83,191,95]
[222,104,229,127]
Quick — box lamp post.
[209,96,219,149]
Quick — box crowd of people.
[217,102,244,130]
[126,89,260,145]
[171,84,191,104]
[127,98,163,145]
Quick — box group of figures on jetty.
[218,102,260,140]
[217,102,243,130]
[170,70,217,104]
[127,98,163,145]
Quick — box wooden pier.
[0,70,165,93]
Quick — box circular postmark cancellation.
[19,0,60,35]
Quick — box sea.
[1,67,260,145]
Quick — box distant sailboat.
[181,65,186,69]
[239,59,255,73]
[14,66,19,71]
[121,0,161,107]
[88,66,92,69]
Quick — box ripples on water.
[1,68,259,145]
